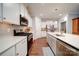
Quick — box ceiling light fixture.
[59,14,62,16]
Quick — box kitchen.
[0,3,79,56]
[0,3,33,56]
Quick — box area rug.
[42,47,54,56]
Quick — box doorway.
[61,22,66,33]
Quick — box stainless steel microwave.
[20,14,28,26]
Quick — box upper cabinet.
[0,3,3,21]
[0,4,1,20]
[3,3,20,25]
[16,38,27,56]
[20,4,25,17]
[0,3,32,26]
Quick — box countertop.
[0,36,27,54]
[47,32,79,50]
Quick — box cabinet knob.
[3,17,6,19]
[16,53,19,55]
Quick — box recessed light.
[40,13,43,17]
[59,14,62,16]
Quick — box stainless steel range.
[13,30,33,56]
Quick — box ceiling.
[24,3,79,21]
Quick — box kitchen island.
[47,32,79,56]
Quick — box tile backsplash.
[0,22,13,36]
[0,22,26,36]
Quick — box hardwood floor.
[28,37,48,56]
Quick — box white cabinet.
[0,38,27,56]
[16,38,27,56]
[0,46,15,56]
[20,4,25,17]
[0,3,32,25]
[41,31,46,37]
[0,3,3,21]
[0,4,2,20]
[3,3,20,25]
[56,39,78,56]
[47,33,56,55]
[47,33,79,56]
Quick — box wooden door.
[72,18,79,34]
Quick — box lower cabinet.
[47,33,56,55]
[0,38,27,56]
[47,33,79,56]
[56,40,78,56]
[0,46,16,56]
[16,39,27,56]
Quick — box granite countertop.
[47,32,79,50]
[0,36,27,54]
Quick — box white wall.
[41,20,54,37]
[32,16,42,39]
[41,20,54,29]
[58,14,79,34]
[32,18,58,39]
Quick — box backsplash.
[0,22,13,36]
[0,22,27,36]
[0,23,12,36]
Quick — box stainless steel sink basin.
[55,34,65,37]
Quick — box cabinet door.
[0,3,3,21]
[72,19,79,34]
[0,46,15,56]
[47,33,56,55]
[16,38,27,56]
[56,40,78,56]
[0,4,1,20]
[20,4,25,17]
[3,3,20,25]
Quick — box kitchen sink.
[55,33,65,37]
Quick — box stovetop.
[14,32,32,36]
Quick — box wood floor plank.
[29,37,48,56]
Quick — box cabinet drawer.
[47,33,56,54]
[16,38,27,56]
[56,39,78,56]
[0,46,15,56]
